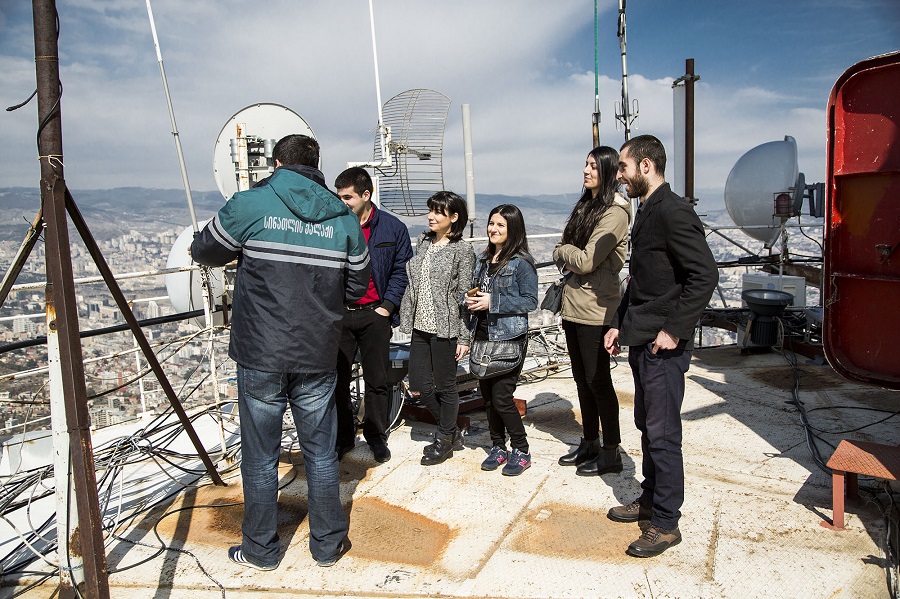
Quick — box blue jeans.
[236,366,347,566]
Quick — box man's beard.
[624,172,649,199]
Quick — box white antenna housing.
[213,103,316,200]
[724,136,801,246]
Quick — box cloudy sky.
[2,1,898,210]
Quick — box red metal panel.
[824,51,900,390]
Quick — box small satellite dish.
[165,221,226,327]
[724,136,800,246]
[370,89,451,216]
[213,103,316,200]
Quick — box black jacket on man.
[611,183,717,347]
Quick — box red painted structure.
[824,51,900,390]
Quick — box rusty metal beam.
[33,0,110,596]
[64,189,225,486]
[0,210,43,310]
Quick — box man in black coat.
[604,135,718,558]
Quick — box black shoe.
[335,441,355,461]
[626,525,681,558]
[421,434,453,466]
[576,445,623,476]
[316,538,352,567]
[424,429,464,455]
[558,437,600,466]
[370,443,391,463]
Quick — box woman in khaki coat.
[552,145,631,476]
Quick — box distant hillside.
[0,187,225,242]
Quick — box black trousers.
[562,320,621,447]
[335,307,392,447]
[629,342,691,530]
[479,361,528,453]
[408,329,460,437]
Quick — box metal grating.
[372,89,450,216]
[827,439,900,480]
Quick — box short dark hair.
[272,134,319,168]
[621,134,666,176]
[334,167,373,197]
[426,191,468,241]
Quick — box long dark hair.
[482,204,533,271]
[561,146,619,249]
[424,191,468,241]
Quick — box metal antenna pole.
[369,0,388,164]
[592,0,601,148]
[32,1,110,597]
[145,0,198,232]
[616,0,636,141]
[146,1,223,448]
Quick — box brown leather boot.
[626,524,681,557]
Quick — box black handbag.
[540,272,571,314]
[468,338,526,379]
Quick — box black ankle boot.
[424,429,464,455]
[558,437,601,466]
[423,432,438,455]
[421,434,454,465]
[576,445,623,476]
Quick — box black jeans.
[629,342,691,530]
[408,329,460,436]
[335,307,393,447]
[562,320,621,447]
[479,361,528,453]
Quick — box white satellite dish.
[724,136,801,247]
[213,103,317,200]
[165,221,226,326]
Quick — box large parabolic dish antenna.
[724,136,800,246]
[372,89,451,216]
[164,220,226,326]
[213,103,316,200]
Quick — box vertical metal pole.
[47,287,83,594]
[145,0,198,232]
[462,104,476,236]
[368,0,388,162]
[592,0,601,148]
[685,58,696,201]
[617,0,632,141]
[32,2,110,596]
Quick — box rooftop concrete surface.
[11,347,898,598]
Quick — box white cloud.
[0,0,870,209]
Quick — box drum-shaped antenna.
[372,89,451,216]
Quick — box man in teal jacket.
[192,134,370,569]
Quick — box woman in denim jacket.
[465,205,538,476]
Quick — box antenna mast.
[592,0,601,148]
[615,0,638,140]
[145,0,198,232]
[349,0,393,170]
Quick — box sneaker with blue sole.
[502,448,531,476]
[481,446,508,471]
